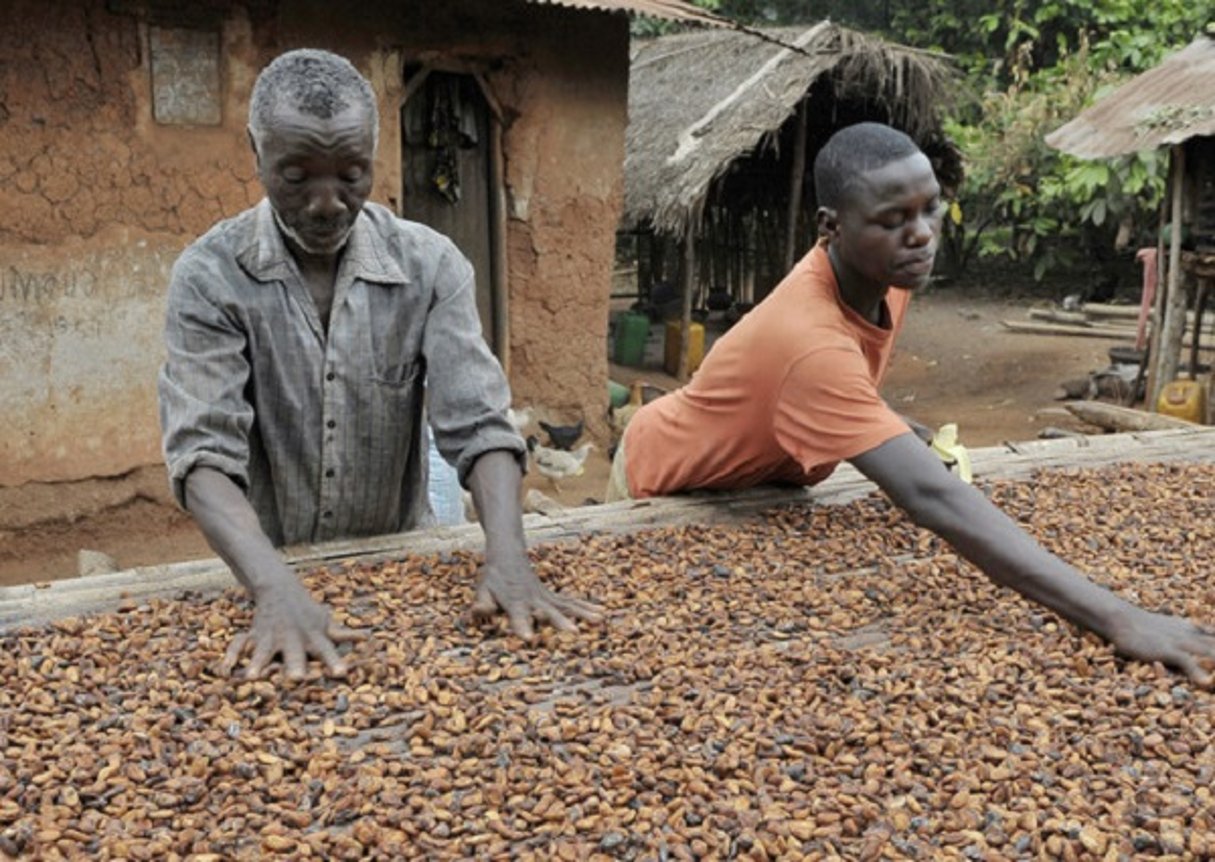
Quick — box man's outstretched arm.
[850,432,1215,683]
[185,467,360,679]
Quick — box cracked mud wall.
[0,1,264,485]
[1,0,627,486]
[493,16,628,441]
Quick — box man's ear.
[816,206,839,242]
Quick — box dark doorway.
[401,71,498,355]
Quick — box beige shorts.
[604,434,633,502]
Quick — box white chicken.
[507,406,534,436]
[526,436,594,492]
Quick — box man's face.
[253,103,375,257]
[823,153,943,291]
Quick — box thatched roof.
[624,22,956,236]
[1046,36,1215,159]
[521,0,730,27]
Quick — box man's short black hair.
[249,49,378,147]
[813,122,923,210]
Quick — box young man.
[159,50,599,680]
[609,122,1215,683]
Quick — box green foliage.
[905,0,1205,281]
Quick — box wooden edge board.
[3,427,1214,631]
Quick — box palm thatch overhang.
[623,22,961,240]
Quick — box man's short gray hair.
[248,49,379,147]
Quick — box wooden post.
[1150,145,1187,410]
[784,101,809,272]
[1144,196,1168,405]
[636,230,650,299]
[489,117,510,375]
[677,230,696,381]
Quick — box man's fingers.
[307,634,348,677]
[221,633,250,676]
[550,593,604,623]
[326,622,367,643]
[244,637,276,680]
[1178,653,1213,687]
[281,631,308,681]
[506,605,535,641]
[471,581,500,621]
[535,601,578,633]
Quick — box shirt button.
[326,371,335,381]
[326,419,336,429]
[322,510,333,519]
[325,468,335,478]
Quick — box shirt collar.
[237,198,410,287]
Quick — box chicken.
[506,406,534,436]
[610,380,647,437]
[538,418,584,451]
[527,435,594,492]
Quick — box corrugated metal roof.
[1046,36,1215,158]
[521,0,730,27]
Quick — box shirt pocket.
[371,358,423,389]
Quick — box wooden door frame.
[401,65,510,374]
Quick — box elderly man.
[610,122,1215,684]
[159,49,599,680]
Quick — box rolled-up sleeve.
[422,247,526,486]
[157,256,255,508]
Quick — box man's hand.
[471,554,603,640]
[1109,608,1215,686]
[222,581,363,680]
[465,449,604,640]
[184,468,364,680]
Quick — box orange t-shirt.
[624,244,912,498]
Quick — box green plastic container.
[608,379,630,409]
[613,311,650,367]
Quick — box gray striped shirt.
[158,199,524,547]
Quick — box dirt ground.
[0,290,1120,587]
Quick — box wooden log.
[1002,320,1139,340]
[1080,303,1141,319]
[1084,302,1214,332]
[1063,400,1197,432]
[1002,319,1215,349]
[1027,308,1101,326]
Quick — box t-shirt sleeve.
[773,346,910,472]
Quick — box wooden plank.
[3,428,1214,631]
